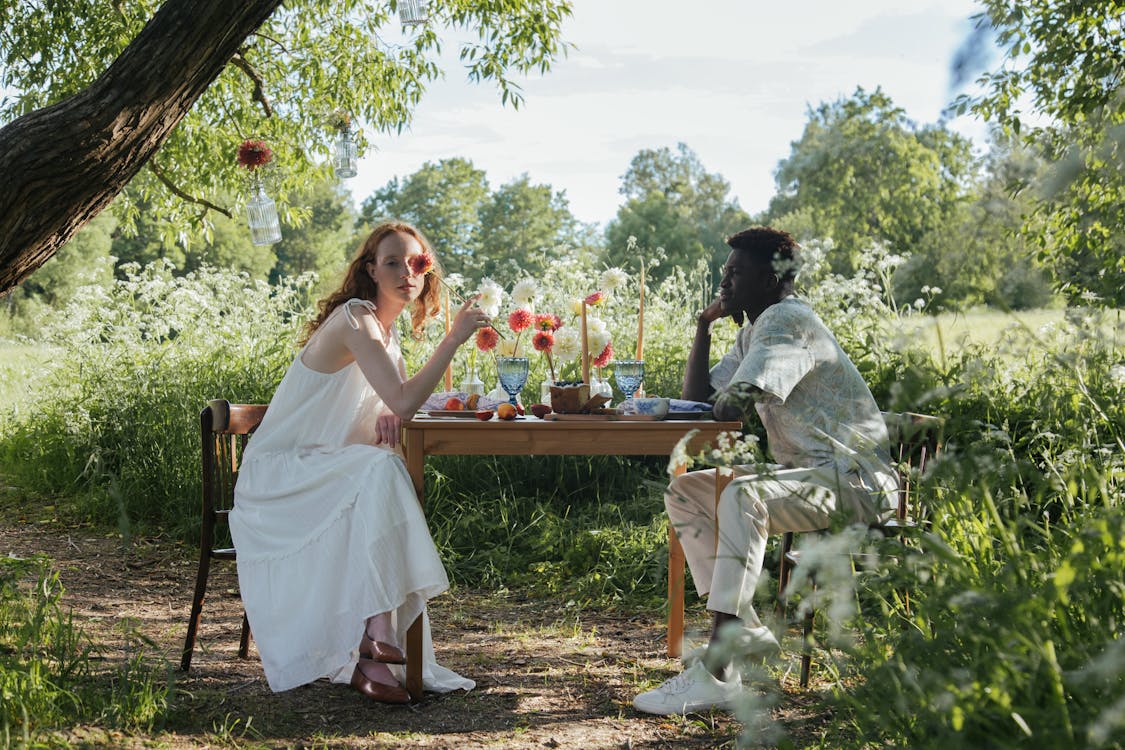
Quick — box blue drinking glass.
[614,359,645,400]
[496,356,529,407]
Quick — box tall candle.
[636,264,645,360]
[444,291,452,390]
[580,302,590,384]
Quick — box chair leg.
[238,611,252,659]
[800,597,814,688]
[667,525,686,658]
[406,613,424,702]
[181,550,213,671]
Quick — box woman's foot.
[360,612,406,664]
[350,658,409,704]
[360,635,406,664]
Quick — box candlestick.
[636,264,645,360]
[444,291,452,390]
[580,302,590,384]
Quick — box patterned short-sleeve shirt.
[710,297,894,492]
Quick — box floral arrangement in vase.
[237,139,281,246]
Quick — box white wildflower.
[1110,364,1125,388]
[511,278,539,308]
[599,267,629,292]
[476,278,504,317]
[667,429,701,477]
[553,327,582,362]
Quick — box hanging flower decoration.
[237,139,273,170]
[327,108,353,133]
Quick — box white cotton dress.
[229,299,474,694]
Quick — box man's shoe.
[632,662,743,716]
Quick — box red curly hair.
[301,221,443,344]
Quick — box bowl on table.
[631,397,670,419]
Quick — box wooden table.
[399,414,741,700]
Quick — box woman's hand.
[374,413,402,448]
[450,295,491,344]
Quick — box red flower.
[532,331,555,352]
[593,342,613,368]
[237,139,273,170]
[408,252,435,276]
[534,313,562,332]
[508,308,533,333]
[475,327,499,352]
[584,291,605,306]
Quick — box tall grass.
[0,554,171,746]
[1,247,1123,747]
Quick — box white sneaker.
[632,662,743,716]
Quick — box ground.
[2,514,834,749]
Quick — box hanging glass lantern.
[246,181,282,246]
[398,0,429,26]
[333,129,358,178]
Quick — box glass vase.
[460,368,485,397]
[398,0,429,26]
[539,379,554,407]
[332,130,358,178]
[246,183,281,246]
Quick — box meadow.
[1,245,1122,748]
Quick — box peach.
[444,397,465,411]
[474,409,494,421]
[465,393,481,410]
[497,403,518,420]
[529,403,551,419]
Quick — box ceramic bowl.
[632,397,670,418]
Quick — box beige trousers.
[666,464,872,628]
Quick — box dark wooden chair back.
[180,399,268,671]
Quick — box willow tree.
[0,0,572,293]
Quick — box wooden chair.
[180,399,268,671]
[777,412,943,687]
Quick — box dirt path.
[3,517,828,749]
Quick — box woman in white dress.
[230,221,489,703]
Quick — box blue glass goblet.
[496,356,529,407]
[614,359,645,401]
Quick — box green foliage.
[604,143,750,283]
[361,157,491,276]
[952,0,1125,305]
[767,87,976,275]
[361,159,584,278]
[0,262,311,539]
[0,555,171,744]
[0,0,574,247]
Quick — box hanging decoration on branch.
[328,109,358,179]
[397,0,429,27]
[237,139,282,246]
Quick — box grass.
[0,340,57,415]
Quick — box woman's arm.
[347,298,488,418]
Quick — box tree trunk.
[0,0,282,295]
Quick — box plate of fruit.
[427,394,484,417]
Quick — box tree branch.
[147,163,233,219]
[231,51,274,117]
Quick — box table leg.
[667,525,685,658]
[404,430,425,701]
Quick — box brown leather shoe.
[360,635,406,664]
[351,661,410,704]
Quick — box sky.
[354,0,989,229]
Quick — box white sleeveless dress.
[229,299,474,693]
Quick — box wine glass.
[496,356,529,407]
[614,359,645,401]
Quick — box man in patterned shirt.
[634,226,897,716]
